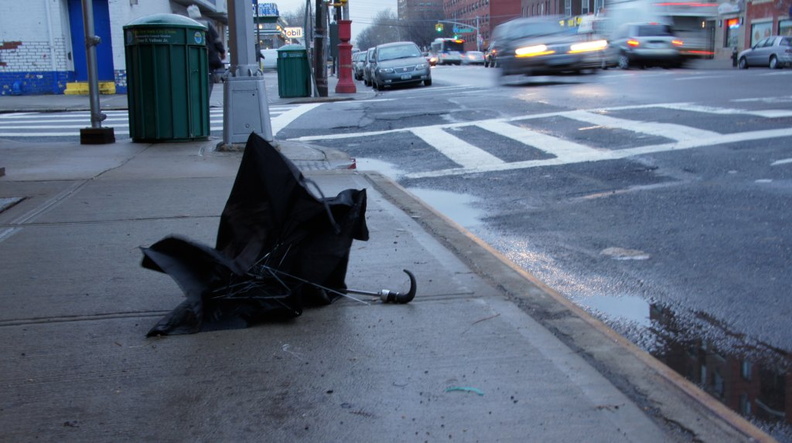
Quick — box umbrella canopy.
[141,133,368,336]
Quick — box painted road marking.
[0,105,307,138]
[287,101,792,179]
[406,127,792,179]
[561,110,722,141]
[410,126,504,169]
[653,102,792,118]
[476,120,602,163]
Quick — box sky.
[271,0,398,41]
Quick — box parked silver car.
[352,51,366,80]
[738,36,792,69]
[370,41,431,90]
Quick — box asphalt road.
[279,64,792,440]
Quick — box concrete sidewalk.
[0,68,771,442]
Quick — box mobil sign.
[284,27,304,39]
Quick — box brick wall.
[0,0,173,95]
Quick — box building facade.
[441,0,522,51]
[521,0,604,19]
[0,0,229,96]
[722,0,792,58]
[398,0,445,20]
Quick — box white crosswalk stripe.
[410,126,504,169]
[289,100,792,179]
[476,120,602,163]
[560,109,722,141]
[0,105,303,138]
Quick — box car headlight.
[378,67,394,74]
[515,44,555,57]
[568,40,608,54]
[416,63,428,70]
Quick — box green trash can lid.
[124,13,206,30]
[277,44,307,53]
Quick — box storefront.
[715,0,744,58]
[742,0,791,48]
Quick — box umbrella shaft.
[346,288,384,297]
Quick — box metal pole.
[255,1,261,54]
[476,16,480,51]
[313,0,327,97]
[81,0,102,129]
[304,0,311,51]
[79,0,114,144]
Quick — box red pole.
[335,19,355,93]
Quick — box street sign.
[453,26,475,34]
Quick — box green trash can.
[277,44,311,98]
[123,14,210,142]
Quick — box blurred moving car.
[462,51,486,65]
[606,23,684,69]
[738,36,792,69]
[370,41,431,90]
[352,51,366,80]
[484,43,498,67]
[363,47,376,86]
[493,16,607,77]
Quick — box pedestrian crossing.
[0,104,307,138]
[290,99,792,179]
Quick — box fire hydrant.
[731,47,739,68]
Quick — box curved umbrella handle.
[380,269,417,304]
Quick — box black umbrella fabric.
[141,133,368,336]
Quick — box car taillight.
[627,39,640,47]
[672,39,683,47]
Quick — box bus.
[429,38,465,65]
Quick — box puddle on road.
[577,294,652,327]
[477,234,791,440]
[354,159,485,228]
[354,157,405,180]
[405,187,485,228]
[647,304,792,442]
[580,294,792,441]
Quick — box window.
[779,19,792,36]
[750,21,773,47]
[739,360,752,381]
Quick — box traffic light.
[435,23,443,33]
